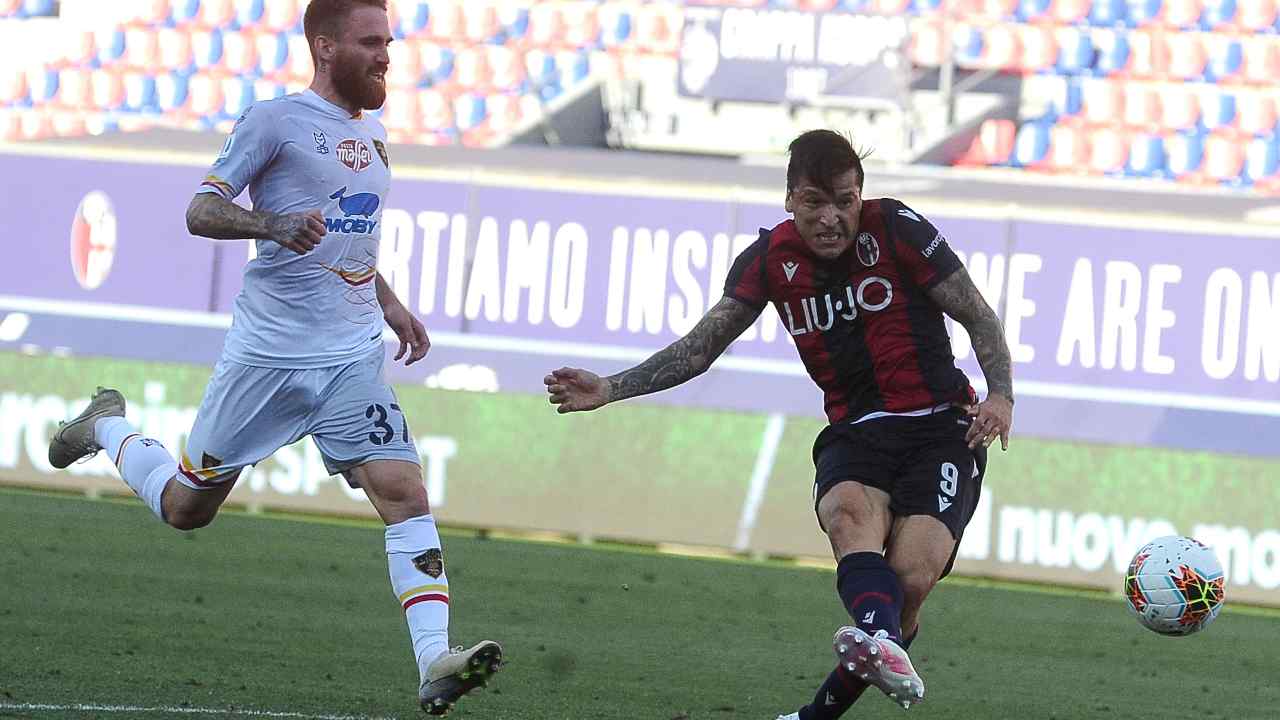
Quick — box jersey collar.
[302,89,364,121]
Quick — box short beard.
[332,55,386,111]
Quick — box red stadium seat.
[0,111,19,142]
[526,2,566,48]
[261,0,299,33]
[19,108,53,140]
[1124,30,1171,79]
[1047,122,1090,173]
[158,27,194,71]
[122,28,161,71]
[1158,84,1201,131]
[1240,37,1280,86]
[0,65,26,104]
[1015,24,1057,72]
[463,3,501,44]
[1123,82,1161,129]
[977,23,1021,70]
[221,31,259,77]
[1052,0,1091,23]
[427,0,464,43]
[452,46,493,92]
[1203,131,1246,181]
[57,68,92,110]
[417,88,454,130]
[1235,92,1277,136]
[1163,0,1204,26]
[51,111,87,138]
[1081,78,1124,126]
[486,45,525,93]
[187,72,225,116]
[387,39,422,89]
[978,0,1019,19]
[198,0,235,29]
[1166,32,1208,80]
[131,0,171,26]
[59,29,96,67]
[1088,125,1129,174]
[90,69,126,110]
[1237,0,1278,30]
[909,19,945,67]
[486,93,524,134]
[634,3,681,55]
[563,3,601,49]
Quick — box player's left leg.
[309,350,500,716]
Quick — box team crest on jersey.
[336,139,372,172]
[412,548,444,578]
[856,232,879,267]
[372,139,389,168]
[313,131,329,155]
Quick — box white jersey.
[197,90,391,368]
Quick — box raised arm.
[927,267,1015,449]
[186,193,326,254]
[545,296,763,413]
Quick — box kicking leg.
[885,515,958,643]
[352,459,501,716]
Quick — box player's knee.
[166,506,217,531]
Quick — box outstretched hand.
[544,367,609,413]
[383,302,430,366]
[965,393,1013,451]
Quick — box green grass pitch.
[1,489,1276,719]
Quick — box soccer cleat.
[833,626,924,710]
[48,387,126,469]
[419,640,503,716]
[774,714,801,719]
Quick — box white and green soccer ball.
[1124,535,1226,636]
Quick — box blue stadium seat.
[96,27,127,66]
[951,25,984,67]
[124,73,159,112]
[21,0,55,17]
[1166,131,1206,177]
[1047,76,1084,118]
[156,71,190,112]
[173,0,201,25]
[398,1,429,38]
[453,93,487,131]
[1245,136,1280,182]
[256,32,289,76]
[1055,28,1095,75]
[422,44,456,85]
[1017,0,1054,20]
[26,67,59,104]
[222,77,255,119]
[1091,30,1130,76]
[1200,90,1237,131]
[1201,0,1238,27]
[1011,121,1051,167]
[555,50,590,85]
[234,0,264,27]
[192,29,225,70]
[1090,0,1130,25]
[1126,133,1168,176]
[1205,38,1243,83]
[1125,0,1163,25]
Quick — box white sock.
[94,416,176,521]
[386,514,451,682]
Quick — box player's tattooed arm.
[545,297,761,413]
[928,269,1014,403]
[605,297,761,403]
[186,194,326,254]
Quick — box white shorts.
[177,349,420,489]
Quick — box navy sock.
[797,628,919,720]
[836,551,904,642]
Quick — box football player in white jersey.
[48,1,501,714]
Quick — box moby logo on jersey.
[325,187,380,234]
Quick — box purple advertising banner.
[2,152,1278,457]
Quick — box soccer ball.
[1124,535,1225,636]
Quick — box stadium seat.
[634,3,681,55]
[1125,0,1162,25]
[394,0,429,38]
[172,0,201,25]
[1201,0,1239,27]
[19,108,52,139]
[234,0,265,28]
[599,4,632,47]
[1126,132,1168,175]
[199,0,236,30]
[952,25,985,67]
[122,29,161,72]
[261,0,300,33]
[487,45,525,93]
[1237,0,1278,30]
[1240,37,1280,86]
[387,39,423,88]
[524,48,557,88]
[417,88,454,130]
[426,0,463,43]
[956,117,1016,165]
[381,88,419,132]
[158,28,195,72]
[1052,0,1092,23]
[0,66,26,106]
[252,79,286,102]
[1205,36,1244,83]
[57,69,92,110]
[1047,122,1090,172]
[453,93,487,132]
[96,26,127,66]
[1045,75,1084,117]
[285,33,312,82]
[1235,92,1277,136]
[1163,0,1204,26]
[221,31,259,77]
[0,111,19,142]
[123,72,158,112]
[60,29,97,68]
[1158,84,1201,130]
[1091,29,1130,76]
[1054,27,1094,75]
[910,20,945,66]
[1124,30,1170,79]
[1081,77,1124,125]
[221,76,254,118]
[453,46,493,93]
[1245,135,1280,182]
[1090,0,1130,25]
[25,67,58,105]
[51,111,87,138]
[156,71,191,112]
[21,0,54,18]
[1166,131,1206,177]
[191,29,225,70]
[131,0,172,26]
[1011,121,1051,167]
[90,69,126,111]
[498,3,530,42]
[421,43,456,85]
[563,3,601,49]
[1203,131,1246,181]
[981,24,1021,70]
[1199,88,1237,130]
[255,32,289,76]
[979,0,1019,20]
[1123,82,1161,129]
[1166,32,1208,80]
[485,92,525,134]
[1017,0,1054,21]
[555,49,592,85]
[463,3,502,44]
[1016,24,1058,72]
[188,72,225,117]
[1088,125,1130,174]
[526,2,566,48]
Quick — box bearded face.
[332,45,387,111]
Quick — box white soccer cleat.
[774,714,801,720]
[48,387,126,469]
[833,626,924,710]
[419,641,503,716]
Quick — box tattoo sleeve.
[185,193,276,240]
[928,269,1015,403]
[605,297,762,404]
